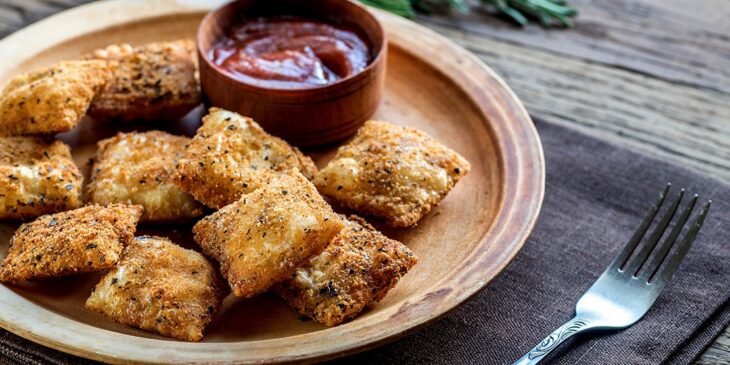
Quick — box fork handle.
[511,317,592,365]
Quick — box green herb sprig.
[360,0,578,27]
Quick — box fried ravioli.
[193,172,343,298]
[274,216,417,326]
[315,121,470,227]
[86,40,200,122]
[0,137,83,220]
[86,236,227,342]
[88,131,205,222]
[0,204,142,282]
[0,60,112,136]
[176,108,317,209]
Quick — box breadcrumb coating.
[274,216,417,326]
[86,40,200,122]
[86,236,227,342]
[88,131,205,222]
[0,204,142,282]
[0,60,112,136]
[315,121,470,227]
[193,171,343,298]
[176,108,317,209]
[0,137,82,220]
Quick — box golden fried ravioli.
[86,40,200,122]
[0,137,83,220]
[0,204,142,282]
[88,131,205,222]
[86,236,227,342]
[274,216,417,326]
[176,108,317,209]
[0,60,112,136]
[193,172,343,298]
[315,121,470,227]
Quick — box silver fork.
[512,184,711,365]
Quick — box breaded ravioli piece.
[315,121,471,227]
[86,40,200,122]
[193,172,343,298]
[0,60,112,136]
[0,137,83,220]
[0,204,142,282]
[88,131,205,222]
[176,108,317,209]
[86,236,227,342]
[274,216,417,326]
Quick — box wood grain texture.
[0,0,728,363]
[419,0,730,94]
[0,1,544,363]
[423,24,730,181]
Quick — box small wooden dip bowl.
[197,0,387,147]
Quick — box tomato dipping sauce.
[209,17,372,89]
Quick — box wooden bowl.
[197,0,387,147]
[0,1,544,363]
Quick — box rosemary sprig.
[360,0,578,27]
[360,0,416,17]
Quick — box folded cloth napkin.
[1,119,728,365]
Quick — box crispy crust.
[274,216,417,326]
[86,40,200,122]
[0,204,142,282]
[85,236,228,342]
[88,131,205,222]
[193,172,343,298]
[176,108,318,209]
[0,60,112,136]
[315,121,470,227]
[0,137,83,220]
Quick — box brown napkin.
[1,120,728,364]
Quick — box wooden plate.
[0,1,544,363]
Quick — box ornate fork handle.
[512,317,593,365]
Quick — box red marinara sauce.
[209,17,372,89]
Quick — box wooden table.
[0,0,728,363]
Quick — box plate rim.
[0,0,545,363]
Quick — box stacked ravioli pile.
[0,40,470,342]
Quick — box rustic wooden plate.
[0,0,544,363]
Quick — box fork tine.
[609,184,670,271]
[644,194,698,282]
[625,189,684,276]
[656,201,711,284]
